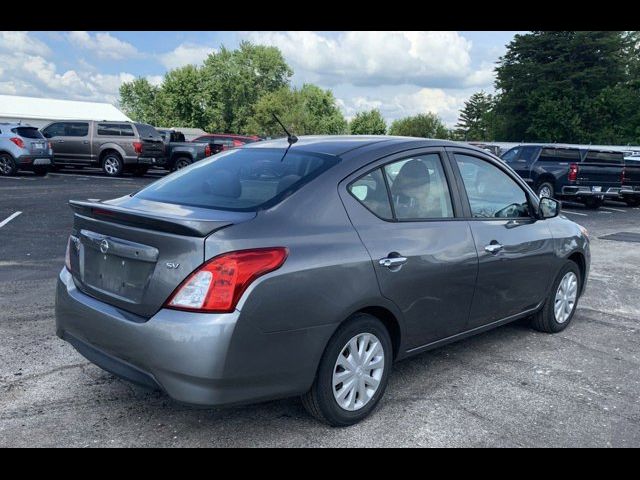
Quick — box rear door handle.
[484,243,504,254]
[379,256,408,268]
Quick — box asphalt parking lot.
[1,168,639,447]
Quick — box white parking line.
[599,210,613,214]
[563,210,588,216]
[0,211,22,228]
[0,176,35,181]
[602,206,627,213]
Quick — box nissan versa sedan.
[55,136,590,426]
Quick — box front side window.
[455,154,531,219]
[384,154,454,220]
[348,169,393,220]
[136,148,339,212]
[519,146,539,163]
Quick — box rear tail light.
[132,141,143,154]
[165,247,288,313]
[568,163,579,182]
[48,141,53,150]
[10,137,25,149]
[205,144,212,157]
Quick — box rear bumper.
[55,268,329,407]
[560,186,620,198]
[16,154,54,170]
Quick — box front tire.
[302,313,392,427]
[624,197,640,207]
[102,153,124,177]
[174,157,192,171]
[531,261,581,333]
[536,181,555,199]
[0,153,17,176]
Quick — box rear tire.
[32,166,49,176]
[536,181,555,199]
[301,313,392,427]
[531,261,581,333]
[0,153,17,176]
[102,153,124,177]
[583,197,603,209]
[624,197,640,207]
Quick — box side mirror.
[539,197,561,219]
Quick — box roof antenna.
[272,113,298,162]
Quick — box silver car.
[0,123,54,176]
[55,136,590,426]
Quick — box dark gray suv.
[55,136,590,426]
[41,120,165,177]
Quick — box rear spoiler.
[69,200,241,237]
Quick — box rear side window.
[349,169,393,220]
[540,148,580,162]
[11,127,44,139]
[98,123,136,137]
[135,148,340,212]
[583,151,624,164]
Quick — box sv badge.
[166,262,180,269]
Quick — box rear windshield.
[12,127,44,139]
[583,151,624,164]
[135,148,340,211]
[135,123,162,140]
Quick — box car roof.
[244,135,463,156]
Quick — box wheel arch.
[535,173,558,191]
[98,145,126,163]
[567,250,587,296]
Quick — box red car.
[191,134,261,150]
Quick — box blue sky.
[0,31,522,126]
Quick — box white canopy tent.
[0,94,131,129]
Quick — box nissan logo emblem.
[100,239,110,254]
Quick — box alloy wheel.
[0,156,13,175]
[104,157,120,175]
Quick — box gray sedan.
[55,136,590,426]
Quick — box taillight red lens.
[10,137,25,149]
[568,163,579,182]
[165,248,288,313]
[132,141,143,154]
[205,144,212,157]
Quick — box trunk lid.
[578,150,624,188]
[67,197,255,318]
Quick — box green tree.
[118,78,162,126]
[202,41,293,133]
[388,113,451,139]
[455,91,496,141]
[156,65,210,129]
[493,31,635,143]
[247,84,347,136]
[349,109,387,135]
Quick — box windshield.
[135,148,340,211]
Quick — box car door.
[448,148,556,329]
[42,122,68,161]
[340,149,479,350]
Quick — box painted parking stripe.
[0,211,22,228]
[48,173,136,181]
[563,210,588,216]
[602,206,627,213]
[599,210,613,214]
[0,176,35,181]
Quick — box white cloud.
[0,31,51,56]
[159,43,216,70]
[67,31,139,60]
[0,51,136,104]
[146,75,164,87]
[244,31,480,88]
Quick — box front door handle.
[379,256,408,268]
[484,243,504,254]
